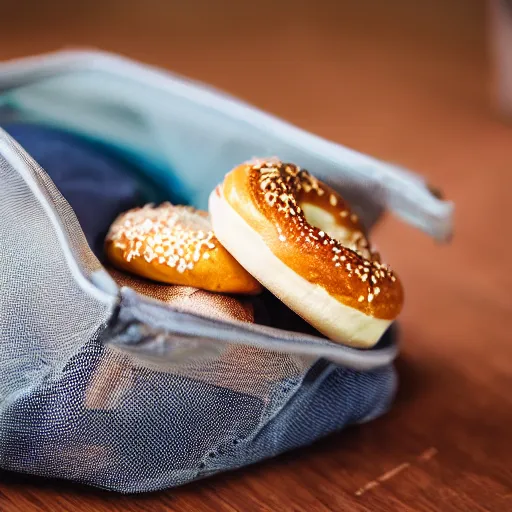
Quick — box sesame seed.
[329,194,337,206]
[107,203,217,273]
[264,192,277,206]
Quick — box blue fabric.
[0,338,396,492]
[2,123,157,260]
[207,361,396,475]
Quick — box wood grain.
[1,0,511,510]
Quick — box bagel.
[209,158,404,348]
[105,203,262,295]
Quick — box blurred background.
[0,1,493,136]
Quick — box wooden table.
[1,1,511,510]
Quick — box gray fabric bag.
[0,51,453,493]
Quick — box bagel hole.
[300,202,353,246]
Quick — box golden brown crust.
[221,159,404,320]
[105,203,262,295]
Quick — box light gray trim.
[105,289,399,371]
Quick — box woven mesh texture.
[0,132,397,493]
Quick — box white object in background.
[489,0,512,117]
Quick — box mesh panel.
[2,130,104,277]
[0,148,114,402]
[0,131,396,493]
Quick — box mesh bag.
[0,51,453,493]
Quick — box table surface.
[1,1,511,510]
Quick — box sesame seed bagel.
[208,158,404,348]
[105,203,262,294]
